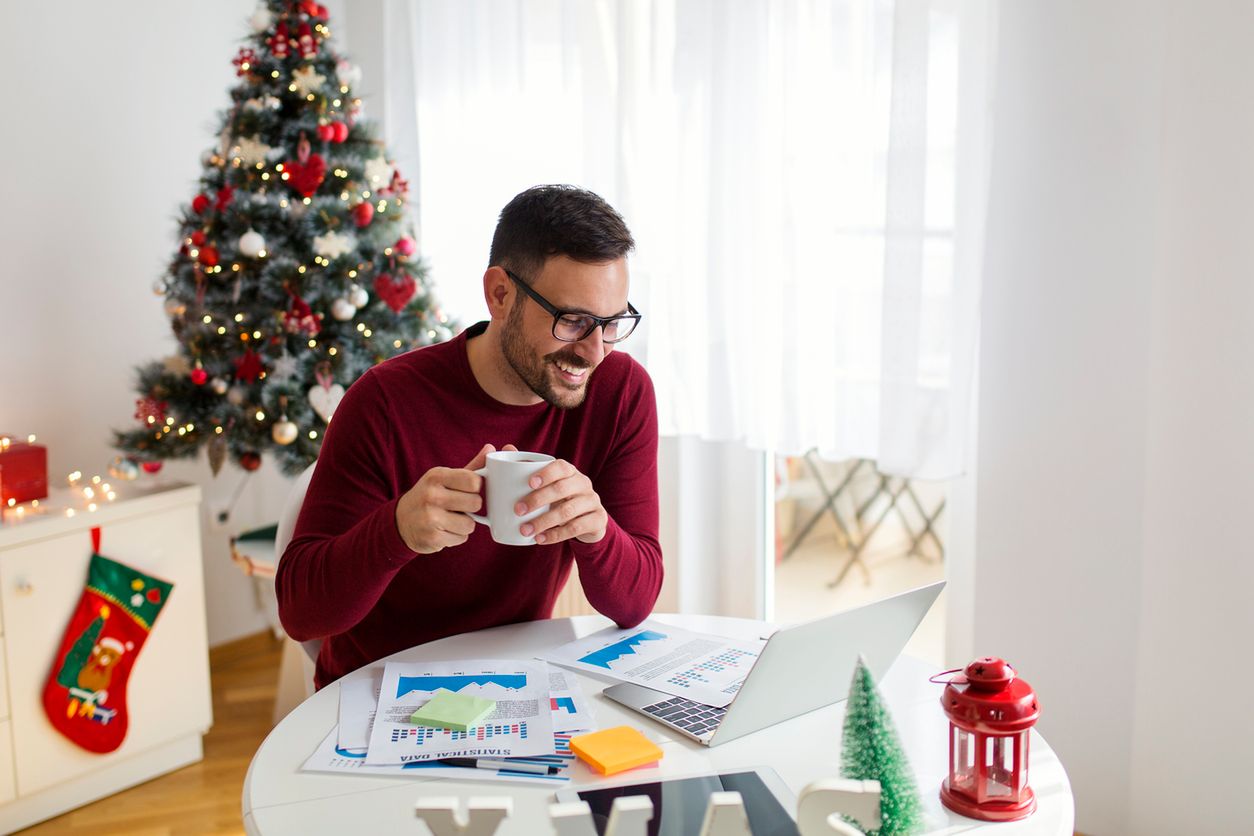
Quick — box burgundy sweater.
[276,322,662,688]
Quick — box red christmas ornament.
[239,452,262,472]
[134,397,168,425]
[331,121,348,143]
[190,367,208,386]
[316,123,336,142]
[141,461,163,474]
[394,236,417,257]
[268,22,290,59]
[352,201,374,228]
[296,23,317,59]
[374,272,417,313]
[215,185,234,211]
[938,657,1040,822]
[300,0,325,17]
[191,194,210,214]
[189,230,206,247]
[283,294,323,337]
[233,348,264,383]
[284,135,326,198]
[197,246,219,267]
[233,47,257,76]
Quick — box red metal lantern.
[938,657,1039,821]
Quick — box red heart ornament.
[146,588,162,604]
[374,272,417,312]
[284,153,326,198]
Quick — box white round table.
[242,614,1073,834]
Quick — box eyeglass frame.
[503,268,641,344]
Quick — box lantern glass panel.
[985,736,1014,798]
[953,727,976,790]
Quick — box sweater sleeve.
[275,370,416,642]
[568,361,663,627]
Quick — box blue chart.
[395,673,527,699]
[550,697,577,713]
[665,648,757,690]
[578,630,667,669]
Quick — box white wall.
[1127,1,1254,832]
[978,1,1254,833]
[0,1,325,647]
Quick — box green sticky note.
[409,689,497,731]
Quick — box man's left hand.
[516,459,607,545]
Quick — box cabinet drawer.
[0,504,211,796]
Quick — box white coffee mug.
[468,451,555,545]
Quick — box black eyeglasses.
[504,269,641,344]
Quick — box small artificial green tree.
[115,0,452,476]
[840,656,924,835]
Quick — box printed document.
[538,619,764,708]
[364,659,555,764]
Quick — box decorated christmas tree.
[115,0,451,476]
[841,656,924,835]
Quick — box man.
[277,185,662,688]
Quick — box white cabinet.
[0,482,212,832]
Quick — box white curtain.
[383,0,995,479]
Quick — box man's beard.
[500,302,593,409]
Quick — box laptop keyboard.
[641,696,728,737]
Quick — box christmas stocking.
[42,528,174,753]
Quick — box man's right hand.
[395,444,511,554]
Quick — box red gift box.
[0,435,48,504]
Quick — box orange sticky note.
[569,726,663,775]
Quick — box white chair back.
[276,462,322,664]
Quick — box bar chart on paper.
[540,620,766,708]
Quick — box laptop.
[603,581,944,747]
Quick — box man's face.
[499,255,630,409]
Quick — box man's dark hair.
[489,185,635,280]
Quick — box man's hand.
[396,443,515,554]
[516,459,607,546]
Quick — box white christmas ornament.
[336,59,362,88]
[270,353,299,382]
[308,383,345,423]
[211,377,229,395]
[164,298,186,317]
[364,156,393,187]
[313,231,356,259]
[347,284,369,308]
[272,419,299,445]
[234,135,272,165]
[331,298,357,321]
[238,229,266,258]
[291,65,326,97]
[250,5,273,32]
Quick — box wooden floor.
[19,631,283,835]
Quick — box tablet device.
[553,767,798,836]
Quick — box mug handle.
[467,466,489,525]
